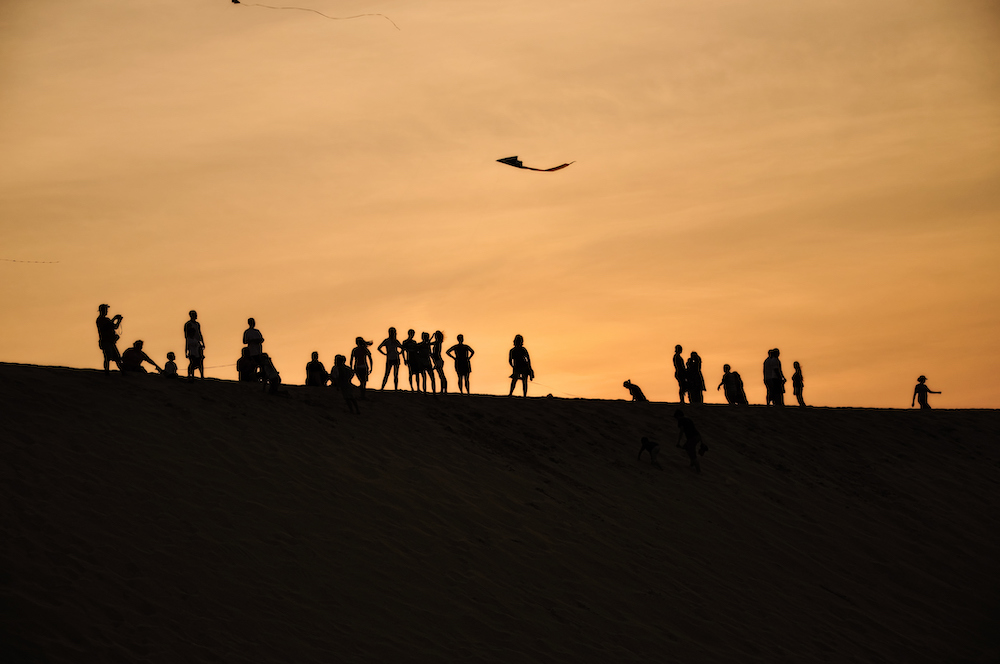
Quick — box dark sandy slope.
[1,363,998,663]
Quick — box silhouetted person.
[259,352,281,394]
[243,318,264,375]
[446,334,475,394]
[378,327,403,390]
[673,345,687,403]
[237,347,259,382]
[305,351,328,386]
[431,330,448,394]
[96,304,123,374]
[623,380,648,402]
[792,361,805,407]
[351,337,373,398]
[674,409,707,472]
[686,352,705,405]
[912,375,941,410]
[121,340,162,374]
[163,352,179,379]
[401,329,418,390]
[331,354,360,414]
[717,364,748,405]
[637,436,662,469]
[508,334,534,397]
[763,348,786,406]
[416,332,434,393]
[184,310,205,381]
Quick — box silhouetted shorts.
[100,342,120,362]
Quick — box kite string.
[1,258,60,264]
[240,3,400,30]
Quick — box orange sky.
[2,0,998,407]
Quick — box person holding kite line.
[508,334,534,397]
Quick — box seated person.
[163,352,178,378]
[305,352,328,386]
[121,340,162,374]
[623,379,648,402]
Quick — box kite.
[231,0,400,30]
[497,156,574,172]
[1,258,60,264]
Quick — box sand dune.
[1,362,997,663]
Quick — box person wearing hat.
[183,310,206,381]
[96,304,124,374]
[912,376,941,410]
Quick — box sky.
[1,0,998,407]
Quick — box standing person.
[305,352,328,386]
[331,354,360,414]
[508,334,534,397]
[350,337,373,399]
[686,352,705,405]
[377,327,403,390]
[763,348,786,406]
[96,304,124,374]
[415,332,435,393]
[431,330,448,394]
[792,361,806,407]
[243,318,264,378]
[912,375,941,410]
[674,409,708,473]
[673,345,687,403]
[183,310,205,381]
[446,334,475,394]
[401,329,419,391]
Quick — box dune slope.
[1,363,998,663]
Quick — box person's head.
[675,345,682,353]
[167,352,175,361]
[335,354,346,366]
[457,334,464,342]
[623,380,631,388]
[248,318,256,328]
[434,330,443,343]
[768,348,776,358]
[98,304,109,315]
[388,327,397,337]
[189,310,197,320]
[421,332,430,341]
[134,340,144,349]
[407,329,415,338]
[723,364,731,372]
[691,351,700,359]
[514,334,524,347]
[774,348,780,357]
[356,336,365,346]
[311,351,319,360]
[793,361,800,369]
[917,375,927,383]
[673,409,685,420]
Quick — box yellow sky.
[2,0,998,406]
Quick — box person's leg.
[521,377,528,397]
[381,364,391,390]
[438,368,447,393]
[508,377,517,396]
[393,364,399,389]
[428,370,436,394]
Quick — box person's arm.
[366,350,373,373]
[717,378,724,390]
[525,350,534,379]
[912,386,918,407]
[509,349,515,368]
[350,350,357,370]
[377,340,388,356]
[467,346,475,359]
[446,345,457,360]
[677,428,685,447]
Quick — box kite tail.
[1,258,60,264]
[238,3,400,30]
